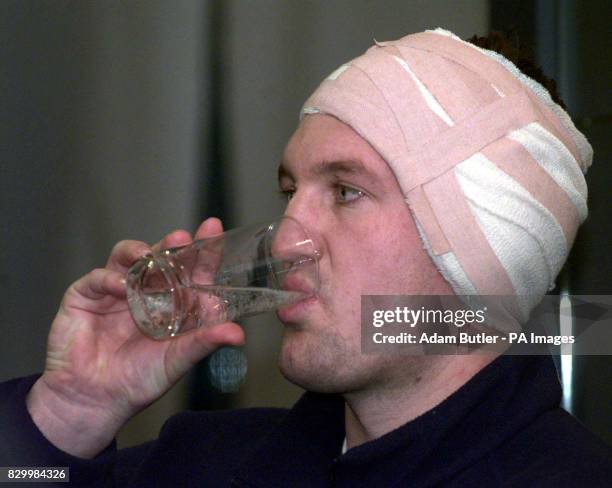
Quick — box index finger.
[194,217,224,240]
[151,229,193,253]
[191,218,225,284]
[106,240,152,272]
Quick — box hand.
[26,218,245,458]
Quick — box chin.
[277,334,373,394]
[279,363,348,394]
[278,335,340,392]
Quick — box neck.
[343,354,496,449]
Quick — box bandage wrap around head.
[301,28,592,330]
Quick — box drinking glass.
[126,217,319,339]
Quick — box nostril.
[266,216,320,295]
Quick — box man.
[1,28,610,486]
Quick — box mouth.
[276,275,318,323]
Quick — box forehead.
[279,114,399,186]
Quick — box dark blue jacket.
[1,354,611,487]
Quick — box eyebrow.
[277,159,377,182]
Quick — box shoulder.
[491,408,612,486]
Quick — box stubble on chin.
[277,325,359,393]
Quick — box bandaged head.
[300,28,592,330]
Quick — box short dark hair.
[466,31,566,109]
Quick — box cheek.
[338,206,425,293]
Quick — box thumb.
[163,323,245,383]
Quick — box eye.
[278,188,295,202]
[336,185,364,203]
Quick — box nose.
[281,187,325,261]
[270,215,320,265]
[269,213,321,294]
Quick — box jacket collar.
[233,354,561,487]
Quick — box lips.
[276,295,317,324]
[281,274,316,296]
[277,275,317,323]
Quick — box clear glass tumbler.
[126,217,319,339]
